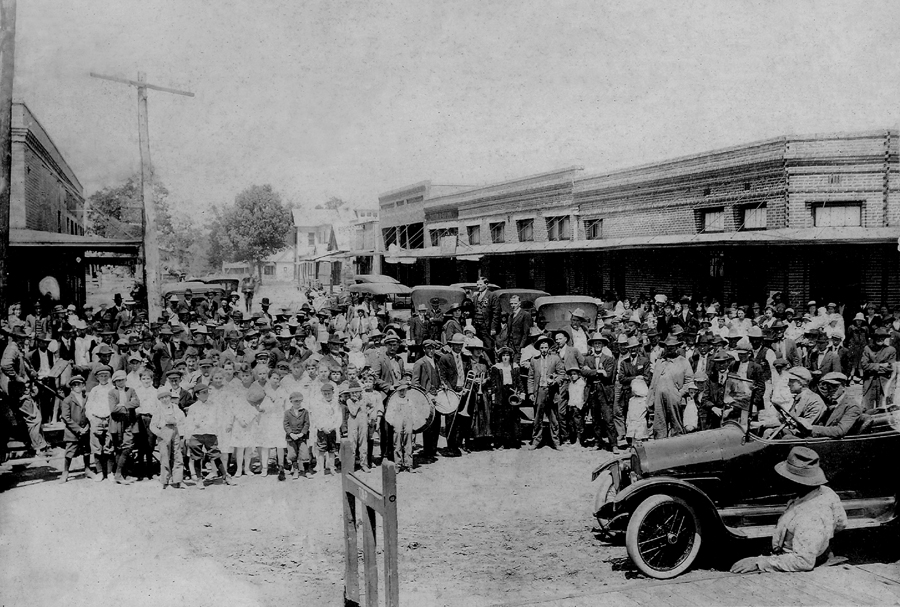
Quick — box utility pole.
[89,71,193,320]
[0,0,15,318]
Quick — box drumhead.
[433,388,460,415]
[385,386,435,433]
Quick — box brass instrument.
[508,392,524,407]
[458,370,485,418]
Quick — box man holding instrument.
[438,333,469,457]
[414,339,442,462]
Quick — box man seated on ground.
[731,446,847,573]
[795,372,862,439]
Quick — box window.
[546,215,571,241]
[516,219,534,242]
[490,222,505,244]
[430,227,457,247]
[703,210,725,232]
[467,225,481,245]
[263,265,274,276]
[814,204,861,227]
[307,233,315,246]
[584,218,603,240]
[743,206,767,230]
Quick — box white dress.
[229,381,259,448]
[259,384,289,448]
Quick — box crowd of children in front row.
[59,356,393,488]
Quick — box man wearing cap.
[860,327,896,410]
[767,367,826,431]
[793,373,862,439]
[107,370,139,484]
[527,334,565,450]
[59,374,93,481]
[472,277,501,359]
[425,297,445,342]
[648,335,693,439]
[85,365,115,480]
[583,332,617,451]
[731,446,847,573]
[414,340,442,461]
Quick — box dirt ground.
[0,442,653,607]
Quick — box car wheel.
[625,494,702,579]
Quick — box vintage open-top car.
[591,409,900,579]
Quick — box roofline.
[378,180,432,200]
[13,101,84,192]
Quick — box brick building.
[378,130,900,312]
[8,102,140,308]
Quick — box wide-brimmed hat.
[447,332,466,346]
[775,446,827,486]
[735,337,752,352]
[588,331,608,344]
[853,312,865,322]
[712,351,733,363]
[661,335,682,347]
[465,337,484,350]
[534,335,554,349]
[551,328,570,343]
[570,308,587,321]
[874,327,890,338]
[625,336,641,349]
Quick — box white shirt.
[36,350,51,377]
[86,383,114,419]
[571,328,589,356]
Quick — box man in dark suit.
[414,340,442,460]
[153,325,180,387]
[369,333,404,460]
[768,321,800,368]
[797,372,862,438]
[407,304,429,364]
[806,332,842,386]
[472,277,501,358]
[438,333,470,456]
[507,296,533,363]
[615,336,651,446]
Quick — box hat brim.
[774,461,827,486]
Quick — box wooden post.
[0,0,15,317]
[341,438,399,607]
[382,454,400,606]
[89,71,192,321]
[136,72,162,321]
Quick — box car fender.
[612,476,724,532]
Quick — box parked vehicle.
[410,285,467,315]
[198,275,240,294]
[161,281,225,306]
[450,282,501,291]
[352,274,400,285]
[533,296,600,331]
[591,408,900,579]
[495,288,549,315]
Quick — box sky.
[14,0,900,224]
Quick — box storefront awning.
[384,227,900,259]
[10,229,141,252]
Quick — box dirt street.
[0,444,647,607]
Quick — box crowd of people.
[0,276,898,487]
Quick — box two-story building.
[293,205,380,287]
[8,102,141,308]
[378,130,899,312]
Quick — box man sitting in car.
[763,366,826,430]
[795,372,863,439]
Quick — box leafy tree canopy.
[217,184,292,272]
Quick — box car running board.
[722,496,896,539]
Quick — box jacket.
[60,392,89,442]
[408,316,428,345]
[527,353,564,397]
[413,355,441,393]
[283,407,310,440]
[582,351,615,404]
[369,349,403,394]
[507,309,533,356]
[437,350,467,390]
[472,290,501,336]
[809,391,863,438]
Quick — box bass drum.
[432,388,460,415]
[385,386,435,434]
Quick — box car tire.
[625,493,702,580]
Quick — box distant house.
[293,205,379,287]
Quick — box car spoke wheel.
[625,494,702,579]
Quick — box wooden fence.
[341,439,399,607]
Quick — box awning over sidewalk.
[10,229,141,252]
[385,227,900,259]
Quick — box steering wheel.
[770,402,809,438]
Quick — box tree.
[87,175,174,242]
[218,184,291,279]
[315,196,346,210]
[206,211,228,271]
